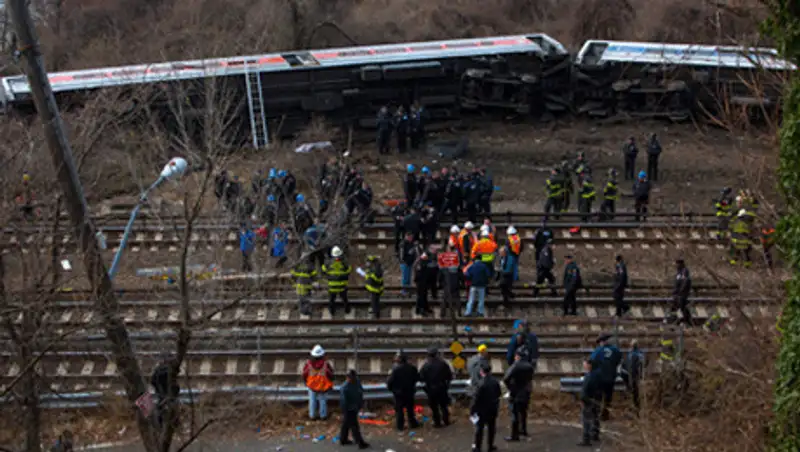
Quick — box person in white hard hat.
[458,222,476,263]
[506,225,522,281]
[448,225,461,250]
[303,345,334,420]
[322,246,352,315]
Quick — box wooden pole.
[6,1,157,449]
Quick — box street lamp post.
[108,157,188,280]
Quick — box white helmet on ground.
[507,226,517,235]
[465,221,474,230]
[738,209,748,217]
[311,345,325,358]
[450,225,460,234]
[331,246,343,258]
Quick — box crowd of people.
[298,321,646,450]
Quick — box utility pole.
[6,1,157,449]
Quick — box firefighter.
[578,176,596,222]
[506,225,522,281]
[599,169,618,221]
[729,209,754,267]
[714,187,734,239]
[291,258,317,316]
[544,167,564,218]
[761,224,776,269]
[561,160,574,214]
[573,151,591,186]
[365,256,384,319]
[323,246,352,315]
[471,229,498,264]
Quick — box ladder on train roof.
[244,62,270,148]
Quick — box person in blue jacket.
[589,333,622,420]
[464,260,492,317]
[239,224,256,272]
[271,223,288,268]
[506,320,540,370]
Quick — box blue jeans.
[308,390,328,419]
[465,286,486,316]
[401,264,412,290]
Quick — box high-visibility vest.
[306,365,333,392]
[322,259,351,293]
[471,238,498,262]
[365,270,384,295]
[546,177,563,198]
[508,234,521,256]
[448,233,459,250]
[603,181,618,201]
[291,263,317,296]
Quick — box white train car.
[0,34,571,146]
[573,40,795,119]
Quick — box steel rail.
[28,283,744,301]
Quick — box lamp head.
[160,157,188,181]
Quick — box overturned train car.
[0,34,571,147]
[0,34,795,147]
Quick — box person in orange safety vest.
[458,222,476,263]
[303,344,334,420]
[471,229,498,263]
[448,225,460,251]
[507,225,522,281]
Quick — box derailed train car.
[0,34,571,147]
[571,40,796,120]
[0,33,795,148]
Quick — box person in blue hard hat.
[404,164,418,205]
[632,170,651,222]
[294,193,315,234]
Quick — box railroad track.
[0,338,667,392]
[37,283,746,301]
[9,207,719,229]
[7,295,778,329]
[1,222,737,253]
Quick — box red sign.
[438,252,459,269]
